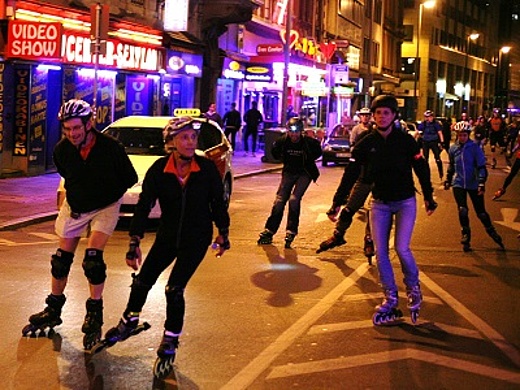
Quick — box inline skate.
[257,229,274,245]
[22,294,66,337]
[153,333,179,379]
[461,227,471,252]
[363,234,374,265]
[486,226,505,250]
[316,231,346,253]
[492,188,506,201]
[89,312,151,354]
[372,289,403,326]
[284,232,296,249]
[406,284,422,324]
[82,298,103,350]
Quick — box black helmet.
[286,117,304,132]
[371,95,399,113]
[163,117,202,143]
[58,99,92,122]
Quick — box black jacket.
[129,155,230,247]
[271,133,322,182]
[352,125,433,202]
[53,131,137,213]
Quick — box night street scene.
[1,0,520,389]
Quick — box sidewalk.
[0,153,282,231]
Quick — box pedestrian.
[98,117,231,379]
[349,95,437,325]
[487,108,507,169]
[417,110,444,180]
[472,115,488,152]
[444,122,504,251]
[204,102,223,128]
[243,101,263,157]
[350,107,372,145]
[493,131,520,201]
[22,99,138,350]
[222,102,242,151]
[257,117,322,248]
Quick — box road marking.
[421,273,520,367]
[307,319,484,340]
[220,262,371,390]
[495,208,520,232]
[266,348,520,383]
[0,232,58,246]
[29,232,59,240]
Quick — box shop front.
[0,8,165,176]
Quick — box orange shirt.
[164,154,201,187]
[79,135,96,160]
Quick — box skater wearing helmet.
[487,108,507,168]
[351,95,437,325]
[493,130,520,201]
[257,117,322,248]
[22,99,138,349]
[444,123,504,251]
[97,117,230,379]
[417,110,445,180]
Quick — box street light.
[497,46,512,113]
[413,0,436,121]
[463,33,479,115]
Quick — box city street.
[1,158,519,389]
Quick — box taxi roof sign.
[174,108,201,117]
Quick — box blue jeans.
[265,172,312,234]
[370,197,419,292]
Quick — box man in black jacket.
[258,117,322,248]
[22,99,137,350]
[222,102,242,151]
[100,117,230,378]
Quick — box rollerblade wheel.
[83,331,101,351]
[411,310,420,324]
[153,356,175,379]
[22,323,38,337]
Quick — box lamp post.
[412,0,436,121]
[497,46,512,114]
[463,33,479,116]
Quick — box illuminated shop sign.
[7,21,62,60]
[257,44,283,55]
[6,21,162,72]
[245,64,273,82]
[222,58,245,80]
[166,50,202,77]
[62,31,161,71]
[164,0,188,32]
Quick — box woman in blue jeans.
[351,95,437,325]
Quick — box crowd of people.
[21,96,518,379]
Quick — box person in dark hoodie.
[257,117,322,248]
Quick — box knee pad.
[165,285,185,303]
[51,249,74,280]
[477,212,491,226]
[131,274,153,293]
[458,207,469,219]
[82,248,107,285]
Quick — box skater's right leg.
[373,289,403,325]
[316,208,352,253]
[461,226,471,251]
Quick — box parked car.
[321,123,353,166]
[57,115,233,219]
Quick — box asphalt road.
[1,160,519,389]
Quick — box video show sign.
[7,21,62,60]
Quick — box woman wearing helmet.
[445,124,504,251]
[23,99,138,350]
[100,116,230,378]
[350,95,437,325]
[257,117,322,248]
